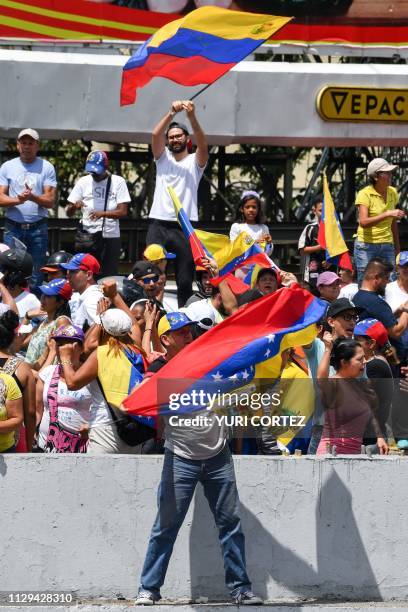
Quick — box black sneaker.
[233,590,263,605]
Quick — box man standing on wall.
[135,312,262,606]
[0,129,57,291]
[146,100,208,307]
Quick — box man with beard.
[353,258,408,362]
[146,100,208,308]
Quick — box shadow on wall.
[188,469,381,602]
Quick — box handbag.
[107,405,156,447]
[45,366,88,453]
[98,372,156,446]
[74,175,111,256]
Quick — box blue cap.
[85,151,108,175]
[39,278,72,300]
[60,253,100,274]
[158,312,193,336]
[397,251,408,267]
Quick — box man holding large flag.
[146,100,208,307]
[135,310,262,607]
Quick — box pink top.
[317,378,375,455]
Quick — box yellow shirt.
[0,372,22,452]
[356,185,398,244]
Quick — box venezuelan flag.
[318,174,353,271]
[122,285,327,418]
[276,361,314,452]
[196,229,230,255]
[97,345,155,429]
[168,186,211,265]
[212,232,279,283]
[120,6,291,105]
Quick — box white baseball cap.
[100,308,132,337]
[181,300,216,330]
[367,158,397,178]
[17,128,40,141]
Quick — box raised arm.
[151,100,185,160]
[184,101,208,168]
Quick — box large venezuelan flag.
[120,6,291,105]
[122,285,326,418]
[318,174,353,271]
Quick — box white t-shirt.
[149,148,205,222]
[339,283,359,301]
[15,291,41,321]
[70,284,102,328]
[385,280,408,348]
[67,174,130,238]
[229,222,273,255]
[38,365,110,449]
[385,280,408,313]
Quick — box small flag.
[318,174,353,270]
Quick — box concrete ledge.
[3,604,408,612]
[1,455,407,602]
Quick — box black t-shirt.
[298,222,325,285]
[365,357,394,436]
[147,355,167,373]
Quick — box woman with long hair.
[316,337,388,455]
[57,308,155,453]
[24,278,72,370]
[0,309,36,451]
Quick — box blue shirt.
[353,289,405,361]
[0,156,57,223]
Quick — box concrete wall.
[1,455,406,603]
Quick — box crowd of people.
[0,101,407,459]
[1,102,408,605]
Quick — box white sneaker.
[135,590,158,605]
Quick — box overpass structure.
[1,49,408,146]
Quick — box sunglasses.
[141,275,159,284]
[338,313,358,322]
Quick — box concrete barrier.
[1,455,406,603]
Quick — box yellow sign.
[317,86,408,123]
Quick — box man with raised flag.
[146,99,208,308]
[135,310,262,607]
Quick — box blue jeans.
[4,220,48,291]
[139,446,251,599]
[354,240,395,285]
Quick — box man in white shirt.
[62,253,103,329]
[67,151,130,277]
[385,250,408,356]
[147,100,208,307]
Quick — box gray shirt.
[164,408,226,461]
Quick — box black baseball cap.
[326,298,363,319]
[166,121,189,137]
[131,261,161,280]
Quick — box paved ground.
[2,601,408,611]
